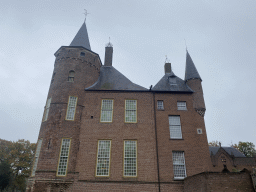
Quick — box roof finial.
[106,37,113,47]
[83,9,90,22]
[184,39,187,51]
[165,55,170,63]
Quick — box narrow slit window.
[68,71,75,82]
[100,99,113,122]
[57,138,71,176]
[177,101,187,110]
[31,139,43,176]
[66,96,77,120]
[157,100,164,110]
[42,98,51,122]
[124,140,137,177]
[80,52,85,56]
[125,100,137,123]
[169,116,182,139]
[96,140,111,176]
[172,151,186,179]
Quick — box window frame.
[56,138,72,177]
[42,98,51,122]
[100,99,114,123]
[95,140,112,177]
[125,100,137,123]
[65,96,78,121]
[31,138,43,177]
[169,115,183,139]
[68,70,75,82]
[123,140,137,177]
[177,101,187,111]
[157,100,164,110]
[172,151,186,180]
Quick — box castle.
[27,21,255,191]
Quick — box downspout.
[153,91,161,192]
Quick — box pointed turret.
[185,50,201,81]
[184,50,206,116]
[70,22,91,50]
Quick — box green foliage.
[232,141,256,157]
[0,161,12,190]
[208,140,221,147]
[0,138,36,191]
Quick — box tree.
[0,139,36,191]
[0,161,12,191]
[208,140,221,147]
[232,141,256,157]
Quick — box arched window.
[68,71,75,82]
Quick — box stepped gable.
[85,66,147,91]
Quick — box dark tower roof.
[85,66,147,91]
[70,22,91,50]
[184,50,201,81]
[152,63,193,92]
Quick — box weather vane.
[83,9,90,22]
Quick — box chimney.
[164,63,171,74]
[104,43,113,66]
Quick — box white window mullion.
[96,140,111,176]
[57,139,71,176]
[124,140,137,177]
[172,151,186,179]
[66,96,77,120]
[100,100,113,122]
[169,116,182,139]
[125,100,137,123]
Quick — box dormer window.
[168,76,176,85]
[68,71,75,82]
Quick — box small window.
[57,138,71,176]
[65,96,77,120]
[197,128,202,134]
[157,101,164,110]
[80,52,85,57]
[42,98,51,122]
[124,140,137,177]
[100,99,114,122]
[169,116,182,139]
[51,72,56,84]
[177,101,187,110]
[68,71,75,82]
[169,76,177,85]
[31,139,43,176]
[172,151,186,179]
[125,100,137,123]
[96,140,111,176]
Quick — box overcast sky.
[1,0,256,146]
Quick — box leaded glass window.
[177,101,187,110]
[100,100,113,122]
[172,151,186,179]
[125,100,137,123]
[96,140,111,176]
[124,140,137,177]
[157,100,164,110]
[169,116,182,139]
[66,96,77,120]
[31,139,43,176]
[42,98,51,122]
[57,139,71,176]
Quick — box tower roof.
[85,66,147,91]
[184,50,201,81]
[70,22,91,50]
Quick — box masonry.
[26,21,254,192]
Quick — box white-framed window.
[157,100,164,110]
[68,70,75,82]
[169,116,182,139]
[42,98,51,122]
[31,139,43,176]
[177,101,187,110]
[124,140,137,177]
[65,96,77,120]
[172,151,186,179]
[125,100,137,123]
[57,138,71,176]
[100,99,113,122]
[96,140,111,176]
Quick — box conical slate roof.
[85,66,147,91]
[70,22,91,50]
[152,71,193,92]
[184,51,201,81]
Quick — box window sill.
[170,138,184,140]
[173,177,185,181]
